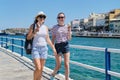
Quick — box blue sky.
[0,0,120,30]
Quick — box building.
[87,13,105,31]
[109,12,120,33]
[80,18,88,30]
[71,19,80,31]
[70,9,120,37]
[105,9,120,31]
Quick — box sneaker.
[50,76,55,80]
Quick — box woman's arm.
[46,26,57,56]
[27,24,35,40]
[67,24,72,40]
[27,23,40,40]
[52,33,56,44]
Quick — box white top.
[32,24,47,47]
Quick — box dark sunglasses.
[57,16,65,19]
[39,15,46,19]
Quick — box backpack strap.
[32,23,36,33]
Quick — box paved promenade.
[0,48,47,80]
[0,50,33,80]
[0,47,70,80]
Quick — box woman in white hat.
[27,11,57,80]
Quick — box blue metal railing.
[0,36,24,56]
[105,48,111,80]
[0,36,120,80]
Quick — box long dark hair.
[34,19,38,24]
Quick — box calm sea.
[5,35,120,80]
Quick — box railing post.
[6,36,8,49]
[105,48,111,80]
[1,37,3,47]
[21,40,24,56]
[12,38,14,52]
[0,36,1,46]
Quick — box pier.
[0,47,70,80]
[0,48,33,80]
[0,36,120,80]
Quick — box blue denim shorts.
[55,41,70,54]
[32,46,48,59]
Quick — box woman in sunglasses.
[51,12,72,80]
[27,11,57,80]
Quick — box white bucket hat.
[35,11,46,19]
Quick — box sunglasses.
[57,16,65,19]
[39,15,46,19]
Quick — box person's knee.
[35,66,42,71]
[41,66,44,71]
[64,62,69,69]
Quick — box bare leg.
[33,58,46,80]
[33,58,41,80]
[39,59,46,80]
[64,52,70,80]
[52,54,62,76]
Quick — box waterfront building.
[110,18,120,34]
[80,18,88,30]
[70,9,120,37]
[71,19,81,36]
[105,9,120,31]
[86,13,105,32]
[71,19,81,31]
[109,12,120,34]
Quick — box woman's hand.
[45,26,57,56]
[33,27,39,34]
[67,23,71,31]
[53,49,57,56]
[67,23,72,40]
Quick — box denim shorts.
[32,46,48,59]
[55,41,70,54]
